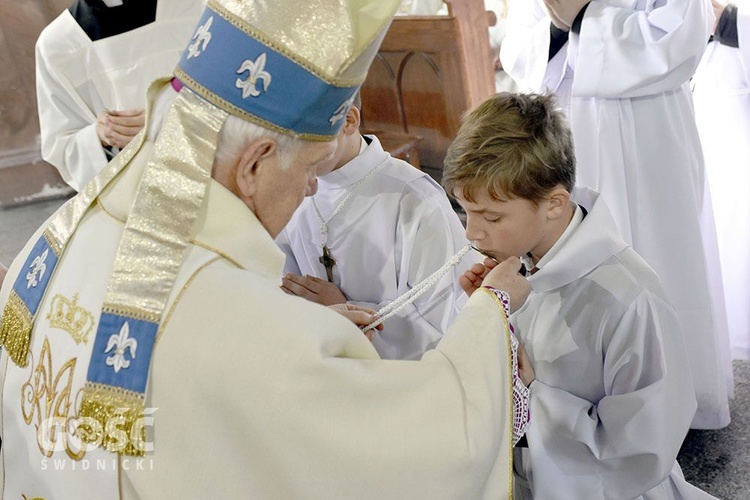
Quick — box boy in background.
[277,93,472,360]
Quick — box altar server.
[447,92,716,500]
[35,0,204,191]
[277,96,472,360]
[693,0,750,360]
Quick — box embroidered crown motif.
[47,293,95,345]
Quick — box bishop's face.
[455,188,553,264]
[253,139,336,238]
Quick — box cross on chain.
[319,245,336,282]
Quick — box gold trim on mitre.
[174,68,337,143]
[212,0,402,85]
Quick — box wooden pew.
[360,0,496,172]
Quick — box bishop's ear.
[235,138,278,199]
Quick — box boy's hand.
[482,257,531,313]
[281,273,347,305]
[459,258,498,296]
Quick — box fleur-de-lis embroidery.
[105,322,138,373]
[187,16,214,60]
[236,53,272,99]
[26,248,49,289]
[329,95,356,126]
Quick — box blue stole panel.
[87,313,159,394]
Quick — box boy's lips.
[470,245,528,276]
[470,245,501,263]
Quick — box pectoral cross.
[319,245,336,282]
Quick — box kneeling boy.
[443,93,715,499]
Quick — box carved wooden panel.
[360,0,495,170]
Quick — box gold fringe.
[79,382,147,457]
[42,229,62,256]
[0,291,33,367]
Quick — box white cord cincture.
[362,244,473,332]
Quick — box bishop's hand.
[281,273,347,306]
[328,303,382,341]
[483,257,531,314]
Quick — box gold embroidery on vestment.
[47,293,94,345]
[20,336,85,460]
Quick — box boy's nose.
[464,217,485,242]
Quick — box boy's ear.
[235,138,278,201]
[545,186,571,220]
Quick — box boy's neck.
[331,134,364,173]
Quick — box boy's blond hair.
[442,92,575,204]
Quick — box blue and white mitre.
[176,0,398,140]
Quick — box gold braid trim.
[0,291,33,367]
[42,229,62,256]
[207,0,363,87]
[102,304,160,324]
[174,69,337,142]
[79,382,147,457]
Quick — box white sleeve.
[351,190,472,360]
[524,292,698,498]
[146,278,516,498]
[502,0,713,98]
[739,4,750,78]
[35,34,108,192]
[570,0,712,97]
[500,0,563,92]
[274,229,302,276]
